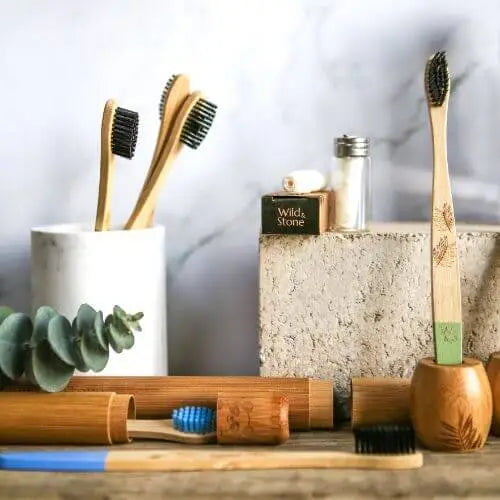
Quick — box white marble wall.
[0,0,498,375]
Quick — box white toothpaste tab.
[282,170,327,194]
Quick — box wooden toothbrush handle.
[125,92,203,229]
[141,75,190,226]
[95,99,117,231]
[105,449,423,471]
[429,105,462,365]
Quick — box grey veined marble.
[259,224,499,419]
[0,1,498,376]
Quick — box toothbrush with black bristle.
[95,100,139,231]
[0,424,423,471]
[425,51,463,365]
[125,90,217,229]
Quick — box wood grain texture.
[350,377,410,428]
[104,448,423,471]
[125,92,202,229]
[410,357,492,451]
[12,376,333,430]
[428,99,463,365]
[486,352,500,436]
[5,430,500,498]
[0,392,133,445]
[95,99,117,231]
[217,392,289,445]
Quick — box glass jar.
[330,135,371,231]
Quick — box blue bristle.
[172,406,215,434]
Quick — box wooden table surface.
[1,429,500,499]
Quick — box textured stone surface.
[259,223,499,419]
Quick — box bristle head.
[354,424,416,454]
[172,406,216,434]
[159,75,178,120]
[425,51,449,106]
[180,98,217,150]
[111,107,139,159]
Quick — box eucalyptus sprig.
[0,304,143,392]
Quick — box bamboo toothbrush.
[425,51,462,365]
[125,91,216,229]
[128,406,216,444]
[140,74,190,226]
[95,100,139,231]
[0,425,423,471]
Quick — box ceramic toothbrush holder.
[31,223,167,375]
[410,357,492,452]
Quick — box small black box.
[261,192,329,235]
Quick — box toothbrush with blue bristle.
[127,405,216,444]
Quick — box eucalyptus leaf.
[107,322,134,353]
[28,340,74,392]
[0,312,32,379]
[32,306,58,346]
[80,327,109,372]
[0,306,14,326]
[76,304,97,334]
[47,315,79,367]
[94,311,108,351]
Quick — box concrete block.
[259,223,499,419]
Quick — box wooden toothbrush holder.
[410,357,492,452]
[486,352,500,436]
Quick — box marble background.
[0,0,498,375]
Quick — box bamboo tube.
[0,392,134,445]
[110,393,136,444]
[5,376,333,430]
[217,392,289,445]
[351,377,411,429]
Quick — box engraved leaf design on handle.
[442,202,454,231]
[432,235,449,265]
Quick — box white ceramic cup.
[30,223,167,375]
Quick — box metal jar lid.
[334,135,370,157]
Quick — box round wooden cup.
[410,357,492,452]
[486,352,500,436]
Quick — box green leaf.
[47,315,80,367]
[28,340,74,392]
[0,306,14,326]
[32,306,58,346]
[81,327,109,372]
[94,311,108,351]
[113,305,143,332]
[76,304,97,334]
[107,321,134,353]
[0,313,32,379]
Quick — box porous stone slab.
[259,223,499,419]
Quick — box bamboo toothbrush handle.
[429,104,462,365]
[142,75,190,227]
[95,99,117,231]
[125,92,202,230]
[105,449,423,471]
[126,419,216,444]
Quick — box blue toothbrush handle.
[0,451,108,472]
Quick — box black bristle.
[180,98,217,150]
[111,107,139,159]
[425,51,449,106]
[353,424,416,455]
[159,75,178,120]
